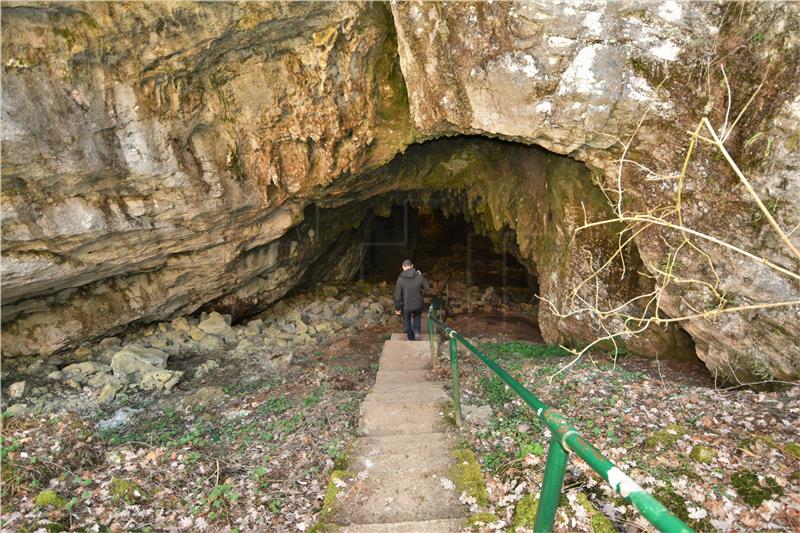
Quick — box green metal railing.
[427,302,694,533]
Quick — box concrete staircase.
[327,333,465,532]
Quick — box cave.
[360,203,533,293]
[2,2,799,531]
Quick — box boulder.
[195,360,220,379]
[111,346,168,379]
[110,345,181,391]
[463,404,492,426]
[97,376,126,403]
[4,404,29,417]
[171,316,191,332]
[198,312,232,336]
[8,381,26,399]
[98,407,140,431]
[139,370,183,391]
[180,386,225,410]
[62,361,106,384]
[199,334,224,353]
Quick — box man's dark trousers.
[403,307,422,340]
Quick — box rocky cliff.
[2,1,798,380]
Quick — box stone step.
[378,353,431,371]
[351,432,454,457]
[341,518,464,532]
[389,333,430,341]
[331,469,464,525]
[381,340,431,356]
[370,381,444,394]
[365,390,446,404]
[350,451,453,473]
[359,400,445,435]
[374,369,429,385]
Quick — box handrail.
[427,302,694,533]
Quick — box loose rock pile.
[1,284,396,417]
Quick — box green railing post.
[449,336,462,426]
[428,309,436,367]
[534,437,569,532]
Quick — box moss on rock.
[467,511,500,528]
[309,470,351,533]
[110,477,147,504]
[34,489,67,508]
[576,493,616,533]
[645,423,684,450]
[450,448,489,507]
[689,445,717,464]
[511,494,538,531]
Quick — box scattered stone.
[463,404,492,425]
[198,311,233,336]
[517,423,530,433]
[180,386,225,409]
[171,316,191,332]
[62,361,106,384]
[4,403,29,417]
[111,345,182,390]
[8,381,26,399]
[98,376,126,403]
[233,339,256,359]
[274,353,293,369]
[25,360,43,374]
[111,345,168,378]
[195,360,220,379]
[98,407,140,431]
[47,370,63,380]
[199,334,224,353]
[99,337,122,351]
[139,369,183,391]
[188,326,206,342]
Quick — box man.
[394,259,431,340]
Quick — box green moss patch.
[654,486,714,532]
[732,469,783,507]
[645,424,684,450]
[35,489,67,508]
[784,442,800,460]
[309,470,351,533]
[689,445,717,464]
[451,448,489,507]
[576,493,615,533]
[467,511,500,528]
[110,477,147,504]
[511,494,538,531]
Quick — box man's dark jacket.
[394,269,430,311]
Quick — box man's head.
[402,259,413,270]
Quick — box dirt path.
[324,333,466,532]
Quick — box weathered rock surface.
[390,1,800,378]
[1,1,798,379]
[1,1,410,357]
[110,345,182,391]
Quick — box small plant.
[259,396,292,414]
[194,483,240,522]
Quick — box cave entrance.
[360,202,537,305]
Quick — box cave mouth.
[360,202,534,295]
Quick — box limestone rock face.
[391,1,800,379]
[1,1,411,357]
[1,1,798,380]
